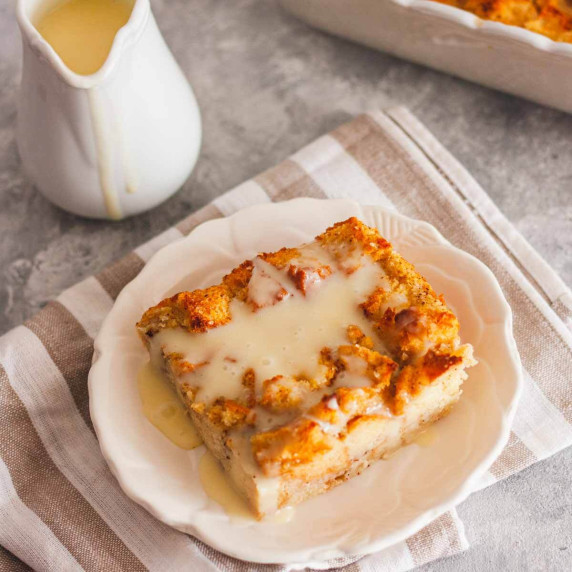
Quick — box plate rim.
[89,198,523,566]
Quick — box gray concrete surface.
[0,0,570,569]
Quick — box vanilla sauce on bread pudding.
[137,218,476,519]
[137,361,202,450]
[152,258,386,421]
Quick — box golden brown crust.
[241,368,257,408]
[259,247,301,268]
[337,345,397,388]
[259,375,313,412]
[222,260,254,302]
[392,348,467,415]
[434,0,572,43]
[164,352,203,376]
[346,325,374,349]
[463,0,538,25]
[252,383,392,478]
[317,217,392,267]
[251,418,341,479]
[137,285,232,339]
[203,398,254,429]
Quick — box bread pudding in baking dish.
[137,218,476,518]
[435,0,572,43]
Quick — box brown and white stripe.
[0,107,570,571]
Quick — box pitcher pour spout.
[16,0,202,220]
[17,0,150,88]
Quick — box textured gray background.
[0,0,570,570]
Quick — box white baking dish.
[280,0,572,113]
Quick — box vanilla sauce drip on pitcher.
[16,0,201,220]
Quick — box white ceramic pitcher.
[16,0,202,220]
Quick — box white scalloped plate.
[89,199,522,567]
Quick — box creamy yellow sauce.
[138,365,294,520]
[137,361,202,450]
[35,0,134,75]
[153,256,388,414]
[86,89,123,220]
[198,450,295,523]
[414,427,438,448]
[198,450,253,520]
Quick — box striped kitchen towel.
[1,107,571,572]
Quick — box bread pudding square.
[137,217,476,518]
